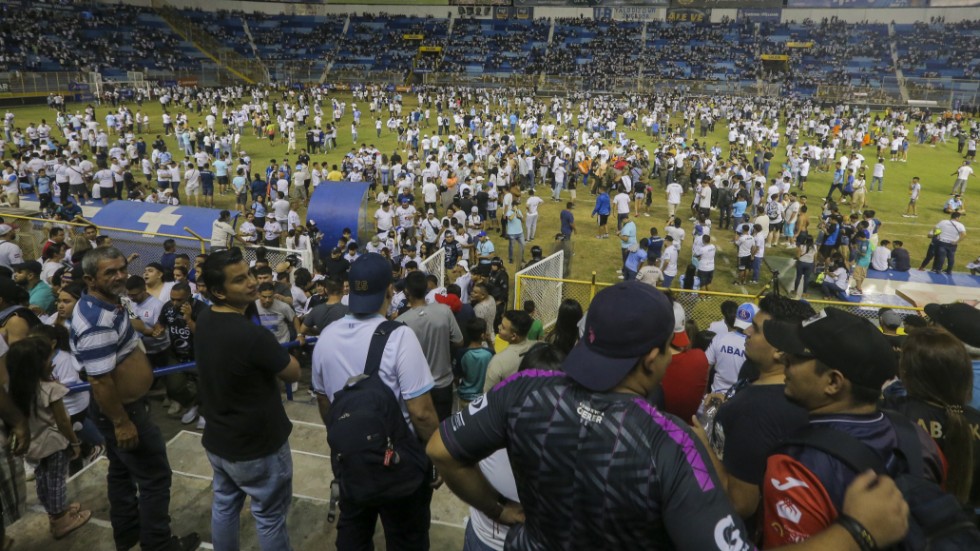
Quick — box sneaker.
[617,275,625,279]
[24,461,34,482]
[50,509,92,539]
[196,416,206,430]
[180,405,200,425]
[850,289,863,296]
[902,214,912,218]
[166,401,182,417]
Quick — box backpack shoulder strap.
[779,425,887,475]
[364,320,404,379]
[0,305,24,327]
[882,409,925,477]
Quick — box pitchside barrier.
[515,257,925,334]
[3,212,207,275]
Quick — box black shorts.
[771,221,783,233]
[598,214,609,226]
[236,192,247,205]
[217,175,229,185]
[697,269,714,285]
[819,244,835,258]
[70,183,86,196]
[738,256,752,270]
[202,183,214,196]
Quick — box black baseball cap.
[348,253,392,315]
[764,308,897,390]
[11,260,42,276]
[924,302,980,347]
[563,282,674,392]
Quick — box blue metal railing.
[67,337,318,401]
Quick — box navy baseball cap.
[764,308,897,390]
[563,282,674,392]
[348,253,393,315]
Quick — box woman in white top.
[41,243,69,286]
[238,212,258,244]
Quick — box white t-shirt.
[375,208,395,232]
[705,331,747,393]
[666,183,683,205]
[936,219,966,243]
[699,244,716,272]
[660,244,678,277]
[736,234,754,258]
[613,192,631,215]
[311,314,435,430]
[957,165,974,180]
[871,245,891,271]
[211,220,236,248]
[525,195,543,215]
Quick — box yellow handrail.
[1,212,201,242]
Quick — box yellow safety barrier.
[1,212,207,273]
[515,273,925,333]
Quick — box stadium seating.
[1,2,977,97]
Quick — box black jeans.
[91,398,176,551]
[336,479,433,551]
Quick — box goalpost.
[421,247,446,288]
[514,251,564,330]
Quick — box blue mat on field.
[867,268,980,288]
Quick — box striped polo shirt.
[70,291,139,377]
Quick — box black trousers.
[91,398,176,551]
[336,480,433,551]
[430,385,454,422]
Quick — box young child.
[8,336,91,538]
[456,318,494,406]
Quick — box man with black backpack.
[312,252,440,550]
[761,308,980,550]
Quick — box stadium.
[0,0,978,549]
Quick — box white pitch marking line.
[432,519,467,530]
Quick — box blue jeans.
[822,280,847,301]
[752,256,763,282]
[207,442,293,551]
[508,233,525,265]
[662,274,675,288]
[463,519,497,551]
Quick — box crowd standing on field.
[0,81,979,550]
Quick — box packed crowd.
[3,3,978,92]
[0,3,199,74]
[0,80,978,550]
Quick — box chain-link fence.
[515,272,927,333]
[513,251,565,330]
[241,243,315,273]
[421,247,446,288]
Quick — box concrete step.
[5,416,467,550]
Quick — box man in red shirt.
[658,301,708,422]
